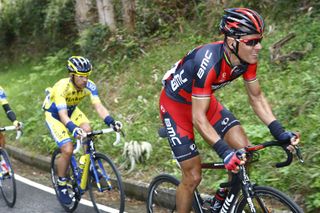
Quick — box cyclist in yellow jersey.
[0,86,22,148]
[43,56,122,205]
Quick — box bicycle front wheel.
[146,174,202,213]
[234,185,303,213]
[147,174,180,213]
[0,148,16,207]
[88,153,125,213]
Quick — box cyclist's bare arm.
[58,108,72,126]
[92,102,111,120]
[192,96,220,146]
[245,80,276,125]
[245,80,300,148]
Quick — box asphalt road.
[0,176,100,212]
[1,158,146,213]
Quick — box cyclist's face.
[236,34,263,64]
[73,74,88,89]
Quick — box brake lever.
[119,129,125,137]
[294,145,304,163]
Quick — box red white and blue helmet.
[219,8,265,37]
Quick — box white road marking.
[15,174,122,213]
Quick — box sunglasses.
[235,36,263,46]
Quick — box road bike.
[50,128,125,213]
[146,129,304,213]
[0,125,22,207]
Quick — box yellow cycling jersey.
[43,78,101,118]
[0,86,9,105]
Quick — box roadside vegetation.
[0,0,319,211]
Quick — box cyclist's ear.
[226,37,236,51]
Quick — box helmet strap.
[70,74,81,90]
[225,36,248,66]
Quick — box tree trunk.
[121,0,135,32]
[96,0,116,32]
[75,0,96,32]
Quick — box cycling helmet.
[219,8,264,37]
[67,56,92,76]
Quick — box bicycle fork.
[91,157,113,192]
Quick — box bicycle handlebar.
[245,140,303,168]
[0,125,23,140]
[158,127,303,167]
[73,128,121,154]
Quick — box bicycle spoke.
[88,153,125,213]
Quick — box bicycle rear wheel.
[88,153,125,213]
[146,174,202,213]
[50,149,80,212]
[234,185,303,213]
[0,148,16,207]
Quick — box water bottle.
[210,188,227,213]
[78,155,87,174]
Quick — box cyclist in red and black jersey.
[159,8,300,213]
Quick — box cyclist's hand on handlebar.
[104,115,122,132]
[13,120,23,130]
[277,131,297,143]
[223,149,246,173]
[276,131,300,152]
[268,120,300,149]
[72,127,87,139]
[111,121,123,132]
[285,132,300,152]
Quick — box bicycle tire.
[146,174,202,213]
[0,148,16,207]
[88,152,125,213]
[50,149,80,212]
[234,185,303,213]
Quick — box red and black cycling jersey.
[162,41,257,104]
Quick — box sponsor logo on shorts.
[164,118,182,146]
[221,117,230,126]
[190,144,196,151]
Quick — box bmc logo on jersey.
[197,50,212,79]
[171,69,187,91]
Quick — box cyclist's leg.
[177,156,202,213]
[45,112,74,176]
[71,107,91,132]
[209,97,249,192]
[45,112,73,204]
[208,95,249,149]
[160,91,201,213]
[224,125,250,149]
[0,132,5,148]
[58,142,73,177]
